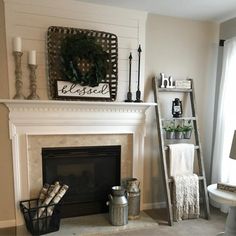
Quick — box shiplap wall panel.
[4,0,147,101]
[14,15,139,39]
[12,36,139,53]
[11,1,140,27]
[15,8,138,28]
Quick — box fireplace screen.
[42,145,121,218]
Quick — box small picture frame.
[175,80,191,89]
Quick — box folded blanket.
[173,174,200,221]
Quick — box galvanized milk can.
[126,178,140,219]
[107,186,128,226]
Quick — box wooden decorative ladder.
[153,77,210,226]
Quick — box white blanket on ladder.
[168,143,199,221]
[173,174,200,221]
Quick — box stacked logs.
[36,181,69,218]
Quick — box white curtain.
[211,37,236,188]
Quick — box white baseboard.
[142,201,166,210]
[0,219,16,228]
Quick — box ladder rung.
[164,145,199,150]
[161,117,196,121]
[158,88,192,93]
[168,175,204,183]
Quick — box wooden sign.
[175,80,191,89]
[56,81,111,100]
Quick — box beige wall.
[143,14,219,205]
[0,0,15,223]
[0,1,219,223]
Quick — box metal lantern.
[172,98,183,118]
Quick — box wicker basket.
[47,26,118,101]
[20,199,61,236]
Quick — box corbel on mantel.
[0,99,156,226]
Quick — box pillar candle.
[28,50,36,65]
[13,37,22,52]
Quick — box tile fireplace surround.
[0,99,156,226]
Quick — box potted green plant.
[174,125,184,139]
[163,123,175,139]
[182,120,192,139]
[182,124,192,139]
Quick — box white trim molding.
[0,99,156,226]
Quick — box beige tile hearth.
[52,211,158,236]
[17,211,158,236]
[1,207,226,236]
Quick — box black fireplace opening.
[42,145,121,218]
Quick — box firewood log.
[46,184,69,216]
[37,182,61,218]
[38,183,50,204]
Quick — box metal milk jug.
[107,186,128,226]
[126,178,140,219]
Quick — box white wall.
[4,0,147,100]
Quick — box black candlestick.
[125,53,133,102]
[135,45,143,102]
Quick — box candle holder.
[13,51,25,99]
[125,53,133,102]
[27,64,40,100]
[135,45,143,103]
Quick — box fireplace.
[42,145,121,218]
[0,100,155,225]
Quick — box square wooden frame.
[47,26,118,101]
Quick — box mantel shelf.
[0,99,157,113]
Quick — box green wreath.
[60,34,108,87]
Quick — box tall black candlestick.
[135,45,142,102]
[125,53,133,102]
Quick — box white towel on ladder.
[169,143,195,177]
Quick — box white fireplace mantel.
[0,99,156,225]
[1,100,156,137]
